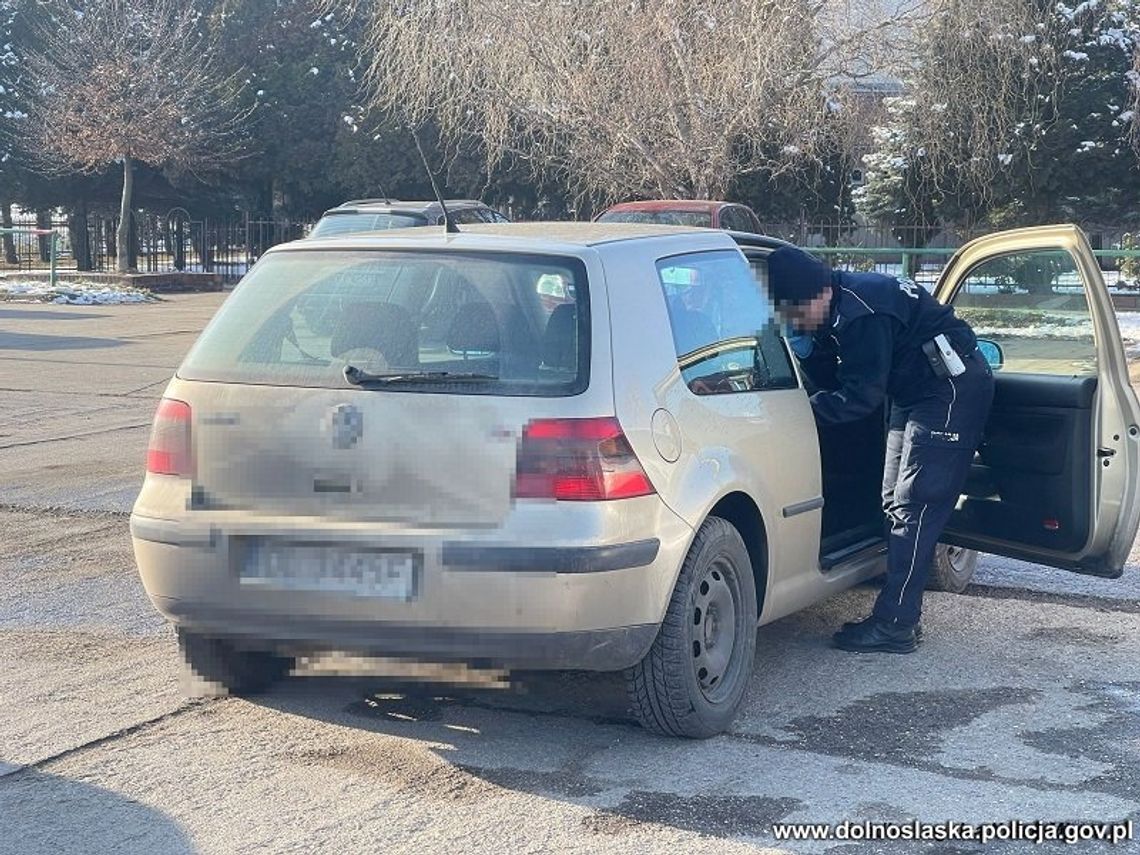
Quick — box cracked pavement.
[1,295,1137,854]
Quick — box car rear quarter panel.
[599,235,825,623]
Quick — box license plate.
[241,541,419,600]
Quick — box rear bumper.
[130,500,691,671]
[155,598,658,670]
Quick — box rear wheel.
[927,543,978,593]
[625,517,758,738]
[177,628,293,695]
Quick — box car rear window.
[309,212,429,237]
[597,210,713,228]
[178,250,590,395]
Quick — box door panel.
[934,225,1140,576]
[946,374,1094,558]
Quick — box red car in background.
[594,199,763,233]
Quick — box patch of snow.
[0,280,156,305]
[1099,28,1132,50]
[1062,50,1090,61]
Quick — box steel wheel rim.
[691,557,739,703]
[945,545,969,572]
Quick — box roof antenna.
[412,128,459,234]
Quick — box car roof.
[321,199,490,216]
[602,200,735,214]
[276,221,736,254]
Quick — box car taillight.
[146,398,193,476]
[514,417,655,501]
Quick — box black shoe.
[841,615,923,642]
[833,617,919,654]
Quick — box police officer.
[766,246,994,653]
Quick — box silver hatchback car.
[132,222,1140,737]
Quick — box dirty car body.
[131,222,1140,737]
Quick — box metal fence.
[7,212,1140,287]
[2,212,310,283]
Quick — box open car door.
[934,224,1140,577]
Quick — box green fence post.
[901,251,914,280]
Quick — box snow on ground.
[1116,310,1140,359]
[0,279,156,305]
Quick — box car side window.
[719,207,747,232]
[656,250,796,395]
[449,209,489,225]
[950,249,1097,375]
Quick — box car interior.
[812,246,1105,570]
[239,254,586,395]
[813,349,1100,569]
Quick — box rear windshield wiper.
[343,365,499,385]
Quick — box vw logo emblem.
[326,403,363,449]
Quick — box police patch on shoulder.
[897,277,921,298]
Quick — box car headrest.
[447,301,500,353]
[329,302,418,366]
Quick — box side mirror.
[977,338,1004,371]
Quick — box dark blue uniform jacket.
[799,271,976,425]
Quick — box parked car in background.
[132,222,1140,739]
[595,199,763,233]
[309,199,510,238]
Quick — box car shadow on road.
[0,331,125,351]
[0,769,193,854]
[255,667,812,843]
[244,612,864,845]
[239,582,1140,852]
[0,309,106,321]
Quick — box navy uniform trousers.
[872,348,995,626]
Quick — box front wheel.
[926,543,978,593]
[625,517,758,738]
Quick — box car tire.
[926,543,978,593]
[625,516,758,739]
[177,628,293,695]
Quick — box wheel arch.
[706,491,769,619]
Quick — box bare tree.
[345,0,1077,210]
[346,0,906,203]
[20,0,249,272]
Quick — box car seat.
[541,303,577,371]
[330,302,418,369]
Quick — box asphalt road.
[1,295,1138,854]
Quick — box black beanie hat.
[767,246,833,306]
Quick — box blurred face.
[780,289,832,333]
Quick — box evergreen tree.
[859,0,1140,232]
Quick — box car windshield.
[309,212,429,237]
[597,210,713,228]
[178,250,590,396]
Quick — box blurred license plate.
[241,542,418,600]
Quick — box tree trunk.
[0,200,17,264]
[36,209,51,262]
[68,201,92,272]
[117,155,134,273]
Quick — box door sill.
[820,536,886,571]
